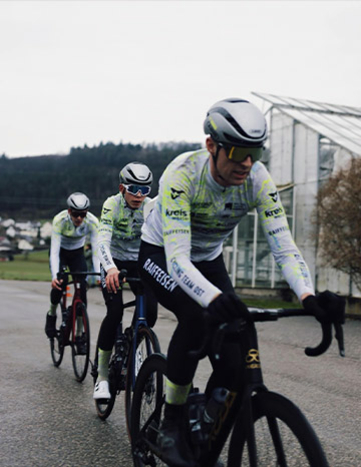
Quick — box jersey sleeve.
[97,198,117,272]
[254,164,315,300]
[49,215,62,279]
[161,168,222,308]
[87,213,101,273]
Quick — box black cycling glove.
[302,290,345,324]
[302,295,327,323]
[208,291,251,324]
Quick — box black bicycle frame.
[198,320,267,466]
[124,278,152,392]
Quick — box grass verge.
[0,250,51,281]
[0,250,300,309]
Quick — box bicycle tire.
[228,390,329,467]
[131,353,167,467]
[125,326,161,438]
[50,307,65,367]
[71,302,90,382]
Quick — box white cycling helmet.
[203,98,267,147]
[119,162,153,186]
[67,192,90,210]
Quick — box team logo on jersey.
[265,206,284,218]
[269,191,278,203]
[267,226,289,236]
[171,187,185,200]
[165,209,188,218]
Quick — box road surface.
[0,280,360,466]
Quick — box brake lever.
[118,269,128,282]
[334,322,345,357]
[213,323,227,361]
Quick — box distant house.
[40,222,52,239]
[226,92,361,299]
[0,236,13,260]
[1,219,15,228]
[0,218,50,252]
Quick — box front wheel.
[228,391,329,467]
[125,326,161,437]
[71,302,90,382]
[50,307,65,367]
[131,353,167,467]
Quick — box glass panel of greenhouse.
[224,186,294,289]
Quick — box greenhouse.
[226,92,361,297]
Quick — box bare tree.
[315,157,361,289]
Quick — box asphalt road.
[0,280,360,467]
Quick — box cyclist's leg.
[138,241,204,467]
[196,253,244,395]
[143,281,158,328]
[66,249,89,356]
[67,247,88,305]
[45,250,67,337]
[93,263,124,399]
[139,242,206,386]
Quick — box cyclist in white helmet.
[93,162,158,400]
[138,98,342,467]
[45,192,100,338]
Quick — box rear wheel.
[131,353,167,467]
[50,307,65,367]
[228,391,329,467]
[125,326,161,437]
[71,302,90,382]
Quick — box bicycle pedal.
[144,438,199,467]
[96,398,111,403]
[143,437,162,457]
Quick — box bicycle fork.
[231,321,268,467]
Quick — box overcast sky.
[1,0,360,158]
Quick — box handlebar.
[189,306,345,361]
[118,269,142,285]
[57,270,101,280]
[118,268,346,358]
[248,307,345,358]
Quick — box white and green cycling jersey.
[50,210,100,279]
[141,149,314,308]
[97,193,151,271]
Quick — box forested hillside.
[0,141,201,220]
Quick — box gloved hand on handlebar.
[208,291,251,324]
[302,290,346,324]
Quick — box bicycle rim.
[125,326,161,438]
[228,391,329,467]
[131,353,167,467]
[71,302,90,382]
[50,307,64,367]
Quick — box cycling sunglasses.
[124,184,151,196]
[70,210,87,218]
[219,143,263,162]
